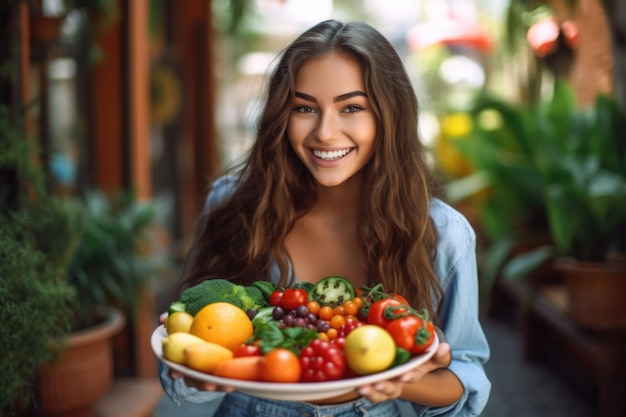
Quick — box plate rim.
[152,324,439,400]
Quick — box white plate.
[152,325,439,401]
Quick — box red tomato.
[261,348,301,382]
[233,343,261,357]
[390,293,411,307]
[281,288,309,311]
[386,315,435,355]
[366,298,406,327]
[269,290,283,307]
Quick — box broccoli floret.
[243,285,265,310]
[172,278,265,316]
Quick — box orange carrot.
[213,356,264,381]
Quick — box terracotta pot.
[555,258,626,331]
[39,308,125,417]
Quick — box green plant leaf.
[502,245,555,281]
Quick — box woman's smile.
[311,148,354,161]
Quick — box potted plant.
[530,84,626,331]
[448,80,626,330]
[38,190,169,417]
[0,198,80,416]
[0,107,88,416]
[440,91,554,312]
[0,106,169,416]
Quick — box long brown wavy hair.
[180,20,444,317]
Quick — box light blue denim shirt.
[159,176,491,416]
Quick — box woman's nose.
[315,111,338,142]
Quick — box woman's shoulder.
[203,175,241,212]
[429,198,476,242]
[429,198,477,283]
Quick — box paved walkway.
[153,317,595,416]
[480,318,593,417]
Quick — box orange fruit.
[189,302,253,351]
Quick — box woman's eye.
[293,106,315,113]
[343,105,364,114]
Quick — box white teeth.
[313,149,351,160]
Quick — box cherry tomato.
[352,296,364,310]
[386,315,435,355]
[331,336,346,350]
[300,339,346,382]
[329,315,345,329]
[333,305,346,316]
[281,288,309,311]
[318,306,334,321]
[261,348,301,382]
[342,300,359,316]
[233,343,261,357]
[307,300,321,316]
[366,298,406,327]
[326,328,338,340]
[269,290,283,307]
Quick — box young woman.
[159,19,490,417]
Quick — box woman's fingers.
[358,343,452,403]
[358,381,402,403]
[159,312,168,324]
[432,342,452,367]
[169,368,235,392]
[398,342,451,383]
[169,369,183,379]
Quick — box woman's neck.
[312,174,362,220]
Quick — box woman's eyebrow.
[334,91,367,102]
[294,91,368,103]
[294,91,317,103]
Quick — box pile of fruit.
[162,276,436,383]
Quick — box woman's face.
[287,53,377,188]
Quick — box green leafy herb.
[253,321,318,355]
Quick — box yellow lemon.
[344,325,396,375]
[161,332,207,364]
[184,342,234,373]
[190,302,253,351]
[166,311,194,334]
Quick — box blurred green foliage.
[447,80,626,291]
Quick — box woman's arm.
[355,341,462,406]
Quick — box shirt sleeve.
[410,200,491,416]
[158,362,226,406]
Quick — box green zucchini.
[309,276,356,307]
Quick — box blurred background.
[1,0,625,416]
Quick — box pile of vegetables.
[162,276,437,383]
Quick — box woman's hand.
[169,369,236,393]
[356,342,452,403]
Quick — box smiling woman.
[159,19,490,417]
